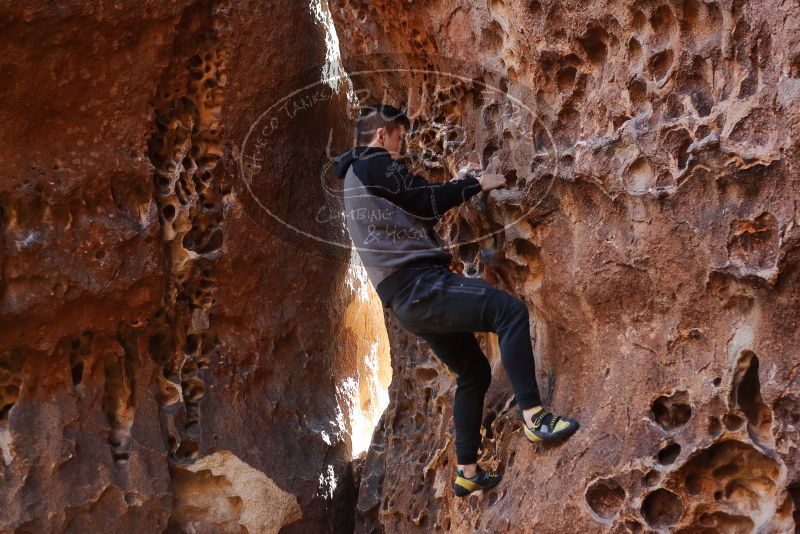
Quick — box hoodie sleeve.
[364,157,483,219]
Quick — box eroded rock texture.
[330,0,800,532]
[0,1,387,532]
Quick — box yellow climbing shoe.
[523,408,579,442]
[453,465,502,497]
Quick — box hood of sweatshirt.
[332,146,389,179]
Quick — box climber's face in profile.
[374,124,406,160]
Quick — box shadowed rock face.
[0,1,381,532]
[329,0,800,532]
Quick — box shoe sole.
[452,475,502,497]
[523,420,579,443]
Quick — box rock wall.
[330,0,800,532]
[0,1,387,532]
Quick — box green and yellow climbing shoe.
[453,465,502,497]
[522,408,579,443]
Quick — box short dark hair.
[355,104,410,145]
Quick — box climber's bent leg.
[414,331,492,466]
[479,288,542,409]
[389,265,542,408]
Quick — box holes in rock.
[482,103,499,129]
[611,115,631,130]
[641,488,684,528]
[648,49,673,81]
[527,0,542,14]
[649,5,676,48]
[644,469,661,486]
[182,226,224,255]
[103,347,135,466]
[731,351,772,440]
[155,175,171,195]
[630,8,646,30]
[682,0,701,29]
[627,78,648,107]
[505,169,518,187]
[707,416,723,437]
[624,519,643,533]
[94,250,106,260]
[690,88,713,117]
[723,413,744,431]
[663,93,684,120]
[685,471,703,495]
[712,377,722,387]
[789,483,800,526]
[187,55,203,69]
[664,129,692,170]
[183,334,199,356]
[681,0,723,45]
[790,55,800,78]
[162,204,177,222]
[546,6,566,36]
[578,27,609,65]
[182,378,205,403]
[586,477,626,520]
[650,391,692,430]
[530,120,551,154]
[0,387,17,422]
[657,442,682,465]
[481,21,504,51]
[69,332,92,388]
[628,38,642,64]
[556,66,577,91]
[482,143,499,168]
[673,440,780,525]
[555,106,580,148]
[71,361,84,386]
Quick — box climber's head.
[356,104,410,160]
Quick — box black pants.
[389,265,543,464]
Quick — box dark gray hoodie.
[333,146,482,307]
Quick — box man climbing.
[332,104,579,497]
